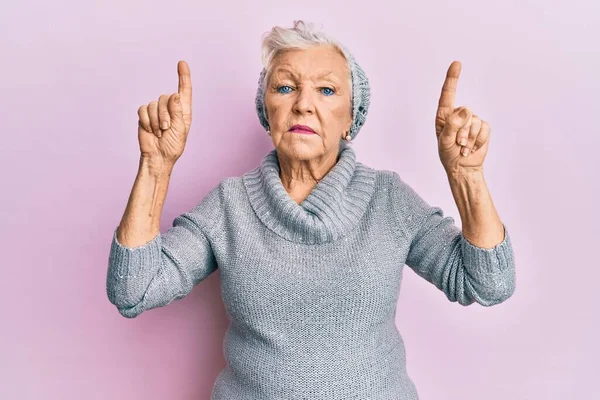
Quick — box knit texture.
[255,45,371,140]
[106,143,516,399]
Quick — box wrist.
[139,154,175,178]
[446,166,484,183]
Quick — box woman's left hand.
[435,61,491,176]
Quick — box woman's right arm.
[107,160,221,318]
[116,156,173,249]
[106,60,220,318]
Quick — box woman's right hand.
[137,60,193,166]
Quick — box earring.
[345,131,352,141]
[266,129,271,136]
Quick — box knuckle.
[452,121,464,131]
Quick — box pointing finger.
[437,61,461,111]
[177,60,192,106]
[177,60,193,128]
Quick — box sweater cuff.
[461,224,514,275]
[108,228,162,280]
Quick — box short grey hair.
[255,20,371,141]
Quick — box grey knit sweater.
[106,143,516,400]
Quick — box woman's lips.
[289,125,316,134]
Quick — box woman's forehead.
[271,48,349,80]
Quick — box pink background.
[2,0,598,398]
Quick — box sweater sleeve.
[391,172,516,307]
[106,183,223,318]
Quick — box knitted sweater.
[106,143,516,400]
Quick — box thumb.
[443,107,471,138]
[168,93,185,131]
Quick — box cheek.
[265,97,289,120]
[328,102,352,125]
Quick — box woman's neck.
[277,149,340,204]
[242,142,377,244]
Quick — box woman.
[107,20,515,400]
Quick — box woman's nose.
[292,88,315,115]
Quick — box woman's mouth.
[289,125,316,134]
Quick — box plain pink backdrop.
[1,0,598,399]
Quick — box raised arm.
[391,172,515,307]
[106,60,221,318]
[107,181,222,318]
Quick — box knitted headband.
[255,45,371,141]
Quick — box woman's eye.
[277,85,293,94]
[321,87,335,96]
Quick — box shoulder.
[200,175,246,200]
[180,176,243,233]
[357,164,429,212]
[219,175,245,192]
[356,162,407,192]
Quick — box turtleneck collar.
[242,143,376,244]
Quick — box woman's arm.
[391,172,515,307]
[106,156,221,318]
[447,169,505,249]
[116,155,173,247]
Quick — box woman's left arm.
[401,60,516,306]
[434,61,507,249]
[447,169,505,249]
[394,172,515,307]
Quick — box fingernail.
[462,147,470,156]
[161,121,169,130]
[459,138,467,146]
[459,108,469,119]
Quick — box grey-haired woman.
[107,20,515,400]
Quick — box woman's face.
[264,45,353,161]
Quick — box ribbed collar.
[243,143,376,244]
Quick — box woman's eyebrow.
[272,67,298,78]
[316,70,334,78]
[316,71,341,84]
[273,68,340,83]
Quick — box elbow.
[107,292,146,319]
[457,264,516,307]
[106,279,147,318]
[482,279,516,306]
[115,304,144,319]
[470,272,516,307]
[457,285,515,307]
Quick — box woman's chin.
[276,140,323,161]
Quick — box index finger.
[177,60,192,104]
[437,61,461,110]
